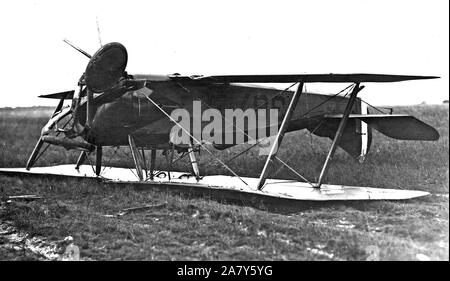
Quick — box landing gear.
[127,138,202,182]
[188,144,201,180]
[163,146,175,181]
[128,135,145,181]
[149,149,156,180]
[75,151,87,170]
[95,146,102,176]
[26,93,69,170]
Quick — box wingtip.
[38,90,74,99]
[423,75,440,80]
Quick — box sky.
[0,0,448,107]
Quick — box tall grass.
[0,105,448,260]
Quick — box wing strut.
[316,83,364,187]
[256,82,304,190]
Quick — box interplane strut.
[256,82,304,190]
[316,83,364,187]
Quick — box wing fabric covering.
[306,118,372,158]
[191,74,439,83]
[323,114,440,141]
[309,114,439,158]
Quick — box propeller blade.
[63,39,92,59]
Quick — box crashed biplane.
[2,41,440,202]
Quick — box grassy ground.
[0,104,448,260]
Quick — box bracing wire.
[138,90,250,187]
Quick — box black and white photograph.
[0,0,448,265]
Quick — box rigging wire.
[101,146,121,174]
[175,82,315,185]
[178,82,356,186]
[138,90,250,187]
[360,98,392,114]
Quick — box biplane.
[1,41,440,202]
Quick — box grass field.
[0,104,448,260]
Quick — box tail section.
[323,114,439,141]
[307,114,372,160]
[307,99,439,159]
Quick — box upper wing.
[38,73,438,99]
[187,73,439,83]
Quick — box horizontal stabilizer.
[324,114,439,141]
[39,90,74,99]
[190,73,439,84]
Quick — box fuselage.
[75,80,361,149]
